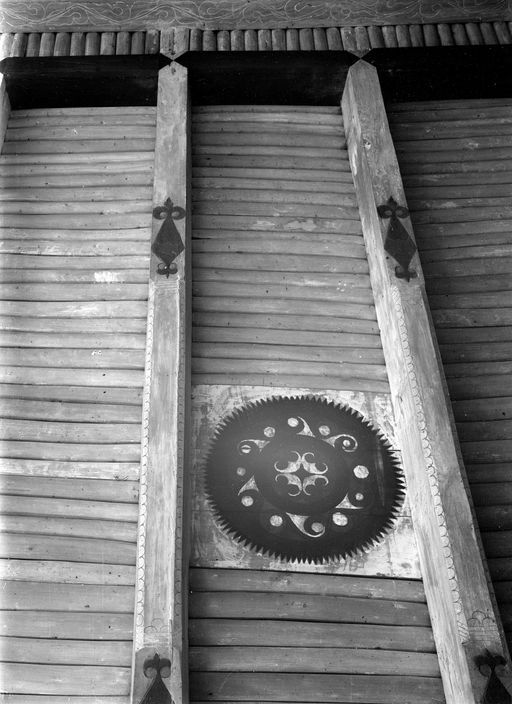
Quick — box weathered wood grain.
[0,637,132,666]
[0,580,134,612]
[1,532,137,564]
[189,568,425,601]
[2,663,130,696]
[0,474,138,501]
[2,398,141,423]
[188,645,440,677]
[1,610,133,639]
[0,458,139,480]
[0,559,135,585]
[343,61,507,703]
[0,515,137,542]
[189,592,431,626]
[189,671,444,703]
[188,618,436,652]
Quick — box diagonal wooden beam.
[342,58,512,703]
[132,61,191,704]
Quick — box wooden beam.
[132,61,190,704]
[0,0,509,33]
[342,58,512,703]
[0,72,11,152]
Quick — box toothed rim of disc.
[202,395,405,564]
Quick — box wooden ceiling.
[0,0,509,33]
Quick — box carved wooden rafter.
[0,0,509,33]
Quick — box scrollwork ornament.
[203,396,404,563]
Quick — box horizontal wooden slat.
[5,126,155,141]
[0,418,140,444]
[192,327,382,349]
[1,662,130,696]
[0,384,142,404]
[2,138,155,154]
[2,493,138,520]
[189,671,443,703]
[452,398,512,422]
[0,348,144,369]
[192,358,386,380]
[192,215,361,235]
[192,343,384,365]
[482,531,512,558]
[0,533,136,564]
[189,592,430,626]
[0,331,146,349]
[0,581,134,612]
[192,187,355,207]
[191,237,365,257]
[192,200,359,219]
[191,373,389,392]
[193,296,376,320]
[192,167,351,182]
[0,515,137,542]
[0,474,138,501]
[0,152,154,166]
[0,636,132,666]
[0,214,151,230]
[188,645,440,677]
[0,240,150,255]
[0,315,147,332]
[0,697,128,704]
[193,176,352,193]
[0,200,151,215]
[1,610,133,639]
[0,283,149,300]
[193,268,368,289]
[0,458,139,480]
[189,568,425,601]
[1,398,141,423]
[0,172,152,187]
[193,312,379,334]
[456,420,512,442]
[0,186,152,202]
[188,618,436,652]
[0,559,135,585]
[0,271,150,284]
[0,300,147,318]
[192,280,371,303]
[0,368,145,388]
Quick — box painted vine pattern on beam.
[0,0,508,32]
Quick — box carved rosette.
[204,396,404,563]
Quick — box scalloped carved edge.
[0,0,509,33]
[391,284,470,644]
[134,280,156,651]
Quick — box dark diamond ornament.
[204,397,404,563]
[378,196,417,281]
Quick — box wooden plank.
[192,281,372,304]
[0,458,139,481]
[1,610,132,639]
[192,253,367,273]
[0,367,145,388]
[439,342,512,363]
[132,61,190,704]
[0,348,144,369]
[192,358,386,381]
[192,343,384,365]
[2,138,155,154]
[0,515,137,542]
[192,297,376,320]
[452,398,512,422]
[5,125,155,140]
[0,439,140,462]
[0,316,147,332]
[192,215,362,235]
[192,269,367,290]
[1,532,136,564]
[0,152,154,166]
[189,592,430,626]
[189,568,425,601]
[0,199,152,215]
[193,176,353,193]
[0,74,11,154]
[191,373,389,393]
[0,172,152,187]
[472,483,512,505]
[193,312,379,334]
[0,283,149,300]
[189,672,444,703]
[191,200,359,220]
[0,185,152,202]
[0,581,134,612]
[192,167,351,182]
[0,214,151,230]
[2,494,138,520]
[0,271,150,284]
[448,376,512,400]
[191,237,365,257]
[0,559,135,585]
[0,383,142,405]
[342,61,509,703]
[0,474,138,501]
[0,637,132,666]
[1,398,141,423]
[2,663,130,696]
[0,332,146,349]
[192,327,382,349]
[188,645,440,677]
[0,301,148,318]
[188,618,436,652]
[193,187,357,207]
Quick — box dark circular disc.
[203,396,405,563]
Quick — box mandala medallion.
[204,396,404,563]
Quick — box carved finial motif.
[140,653,174,704]
[377,196,417,282]
[475,650,511,704]
[152,197,185,277]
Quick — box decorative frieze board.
[0,0,509,34]
[0,21,510,59]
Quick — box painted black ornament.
[204,396,404,563]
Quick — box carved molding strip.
[0,0,509,33]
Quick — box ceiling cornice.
[0,0,510,34]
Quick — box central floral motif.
[274,450,328,497]
[204,396,404,562]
